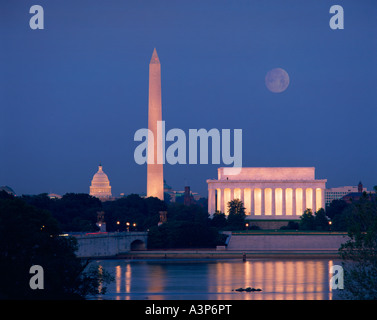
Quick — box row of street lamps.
[114,220,333,232]
[116,221,137,232]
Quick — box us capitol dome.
[89,164,112,200]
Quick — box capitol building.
[89,164,112,200]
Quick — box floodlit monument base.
[207,167,327,220]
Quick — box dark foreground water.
[91,258,342,300]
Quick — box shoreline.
[83,249,342,260]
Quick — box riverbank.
[75,231,348,259]
[117,231,346,259]
[117,248,341,260]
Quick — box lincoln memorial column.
[302,188,307,212]
[282,188,286,216]
[292,188,296,216]
[240,188,244,204]
[312,188,317,212]
[261,188,265,216]
[230,188,234,202]
[208,188,215,215]
[250,188,254,215]
[321,188,325,210]
[271,188,276,216]
[220,188,225,213]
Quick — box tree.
[210,211,227,229]
[299,209,316,230]
[280,221,299,230]
[339,192,377,299]
[22,193,102,232]
[147,202,220,249]
[326,199,349,220]
[167,202,209,224]
[314,208,329,231]
[227,199,246,230]
[147,221,218,249]
[57,193,102,231]
[227,199,245,216]
[103,194,166,232]
[299,208,330,231]
[0,195,112,299]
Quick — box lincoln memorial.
[207,167,326,220]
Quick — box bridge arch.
[130,239,146,251]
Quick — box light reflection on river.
[92,258,342,300]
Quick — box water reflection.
[93,258,341,300]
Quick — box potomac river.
[91,258,343,300]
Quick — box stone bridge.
[72,231,148,258]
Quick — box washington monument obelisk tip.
[147,48,164,200]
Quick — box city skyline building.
[164,180,201,203]
[324,182,367,207]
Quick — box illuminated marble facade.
[207,167,326,219]
[147,48,164,200]
[90,164,112,200]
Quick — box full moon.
[265,68,290,93]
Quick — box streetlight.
[126,222,130,232]
[245,223,249,231]
[132,223,137,231]
[329,220,332,232]
[116,221,120,232]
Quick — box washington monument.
[147,48,164,200]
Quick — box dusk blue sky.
[1,0,376,197]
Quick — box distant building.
[164,180,175,201]
[325,182,367,207]
[184,186,194,206]
[89,164,112,201]
[163,180,201,204]
[341,192,364,204]
[48,193,62,199]
[340,182,376,204]
[0,186,16,196]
